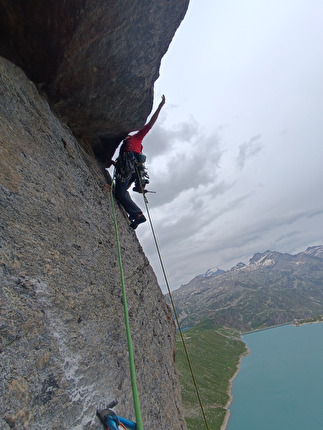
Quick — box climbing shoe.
[130,214,146,229]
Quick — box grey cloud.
[200,206,323,259]
[308,207,323,218]
[143,126,173,158]
[147,133,224,207]
[144,192,253,263]
[236,134,262,168]
[275,230,300,245]
[202,192,252,225]
[144,119,199,159]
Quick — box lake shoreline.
[222,321,323,430]
[221,319,323,430]
[220,347,249,430]
[220,324,291,430]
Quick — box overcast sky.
[116,0,323,291]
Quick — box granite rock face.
[0,0,189,162]
[0,56,186,429]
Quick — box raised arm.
[146,95,165,128]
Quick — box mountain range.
[168,246,323,331]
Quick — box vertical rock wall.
[0,58,186,429]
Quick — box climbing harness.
[108,183,144,430]
[133,156,149,193]
[115,151,149,193]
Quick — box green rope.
[137,174,210,430]
[109,184,143,430]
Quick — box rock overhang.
[0,0,189,162]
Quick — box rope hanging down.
[137,175,211,430]
[109,183,144,430]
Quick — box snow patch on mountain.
[303,245,323,258]
[197,268,225,278]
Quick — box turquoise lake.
[227,323,323,430]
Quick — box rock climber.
[113,95,165,229]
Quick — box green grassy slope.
[175,320,247,430]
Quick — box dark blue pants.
[114,173,142,220]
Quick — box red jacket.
[122,124,151,153]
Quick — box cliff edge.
[0,1,189,429]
